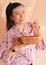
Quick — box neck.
[15,23,24,31]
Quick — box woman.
[0,2,46,65]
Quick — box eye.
[22,10,25,14]
[15,12,19,15]
[16,13,19,15]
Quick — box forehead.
[12,6,25,13]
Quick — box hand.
[29,20,40,34]
[33,20,40,29]
[33,20,40,37]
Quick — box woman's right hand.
[33,20,40,30]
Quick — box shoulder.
[3,26,15,39]
[7,26,15,34]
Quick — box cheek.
[13,15,17,19]
[14,15,20,20]
[23,15,27,20]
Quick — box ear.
[10,16,14,21]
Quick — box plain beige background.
[33,50,46,65]
[0,0,46,65]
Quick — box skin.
[10,5,27,29]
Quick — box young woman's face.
[11,6,27,25]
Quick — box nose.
[20,14,23,18]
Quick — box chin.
[19,21,24,23]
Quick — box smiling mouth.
[20,19,23,21]
[20,19,24,21]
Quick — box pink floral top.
[0,22,46,65]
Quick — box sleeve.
[0,33,13,59]
[35,38,46,50]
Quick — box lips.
[20,19,24,21]
[20,18,25,22]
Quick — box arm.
[33,21,46,50]
[35,38,46,50]
[0,33,13,59]
[0,33,7,59]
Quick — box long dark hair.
[6,2,23,30]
